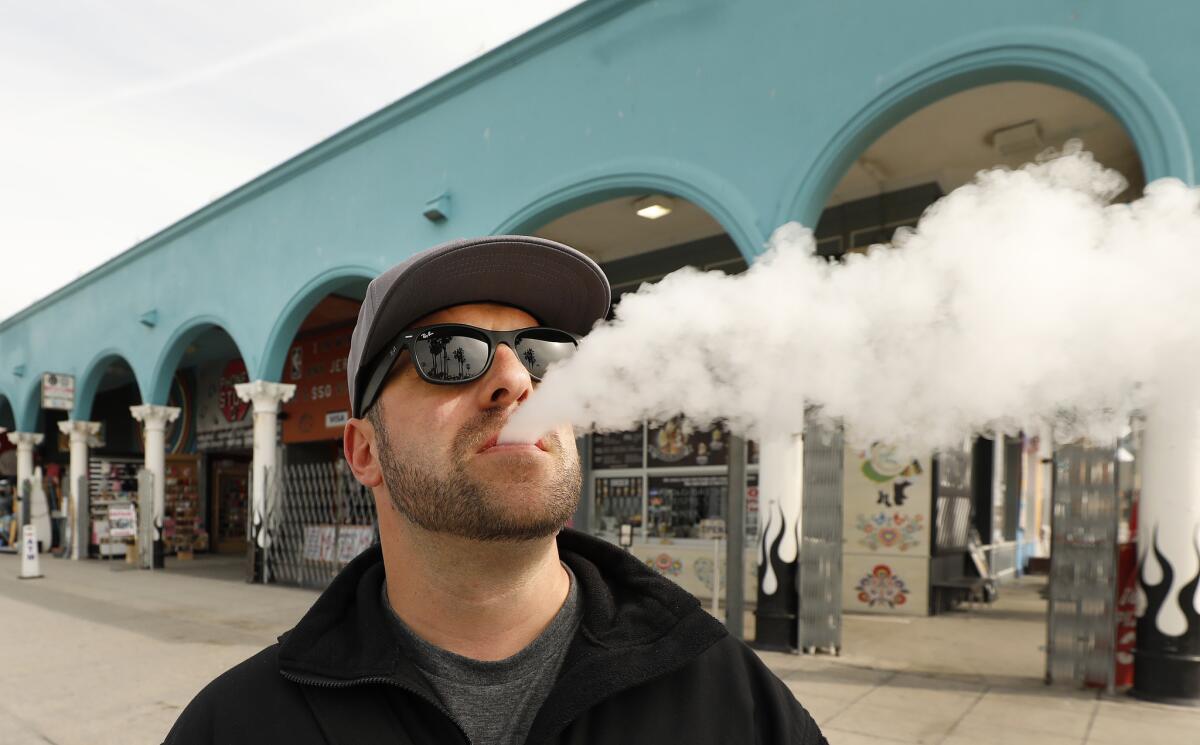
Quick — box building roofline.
[0,0,642,332]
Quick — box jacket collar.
[277,529,728,729]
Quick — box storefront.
[587,418,759,604]
[268,311,376,588]
[89,371,198,560]
[190,359,252,556]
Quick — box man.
[165,235,826,744]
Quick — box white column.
[1134,383,1200,702]
[756,432,804,594]
[234,380,295,549]
[6,431,44,506]
[129,405,180,543]
[56,420,100,559]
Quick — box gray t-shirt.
[381,565,581,745]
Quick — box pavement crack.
[934,683,988,745]
[1082,691,1102,742]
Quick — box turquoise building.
[1,0,1197,701]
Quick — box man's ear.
[343,417,383,488]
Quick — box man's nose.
[478,343,533,408]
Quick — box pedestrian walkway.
[0,553,1194,744]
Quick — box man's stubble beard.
[369,404,581,542]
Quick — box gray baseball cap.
[347,235,611,418]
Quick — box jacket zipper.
[279,670,472,744]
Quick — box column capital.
[57,419,101,442]
[130,404,181,431]
[235,380,296,415]
[6,431,44,448]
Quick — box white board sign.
[42,373,75,411]
[107,504,137,539]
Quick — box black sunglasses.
[356,323,580,417]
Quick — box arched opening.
[0,394,16,546]
[817,82,1142,260]
[520,191,761,638]
[264,275,371,588]
[809,82,1143,686]
[78,356,151,559]
[0,394,14,432]
[152,323,248,572]
[274,277,369,461]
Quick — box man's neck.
[380,522,571,662]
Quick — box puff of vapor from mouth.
[500,143,1200,452]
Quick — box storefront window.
[589,418,759,543]
[594,476,643,535]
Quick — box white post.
[753,432,803,649]
[991,432,1005,545]
[7,432,44,521]
[234,381,296,550]
[57,420,100,559]
[7,432,43,496]
[129,405,180,549]
[1134,384,1200,703]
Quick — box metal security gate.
[263,461,377,589]
[1045,442,1119,689]
[798,420,844,653]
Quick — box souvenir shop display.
[212,460,249,554]
[88,457,141,557]
[164,454,203,557]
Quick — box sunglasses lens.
[514,330,577,378]
[412,333,490,382]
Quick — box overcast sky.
[0,0,580,322]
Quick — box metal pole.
[577,435,594,534]
[726,435,747,639]
[712,536,721,616]
[77,476,89,562]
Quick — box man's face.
[362,303,581,542]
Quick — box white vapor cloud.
[502,145,1200,453]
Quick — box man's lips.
[477,434,548,454]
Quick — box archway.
[261,272,371,588]
[0,394,16,538]
[802,80,1146,686]
[76,355,149,559]
[149,321,250,567]
[782,28,1191,229]
[0,393,15,432]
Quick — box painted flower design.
[856,512,924,551]
[646,553,683,576]
[856,564,909,607]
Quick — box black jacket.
[164,530,827,744]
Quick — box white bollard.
[19,525,42,579]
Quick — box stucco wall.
[1,0,1195,429]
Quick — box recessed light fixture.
[633,194,673,220]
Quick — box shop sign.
[647,417,730,467]
[196,359,253,450]
[592,429,644,469]
[302,524,373,563]
[41,373,75,411]
[282,324,353,444]
[107,504,137,539]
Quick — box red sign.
[281,325,353,443]
[219,359,250,423]
[1113,496,1138,688]
[1114,543,1138,687]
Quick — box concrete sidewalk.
[0,553,1194,744]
